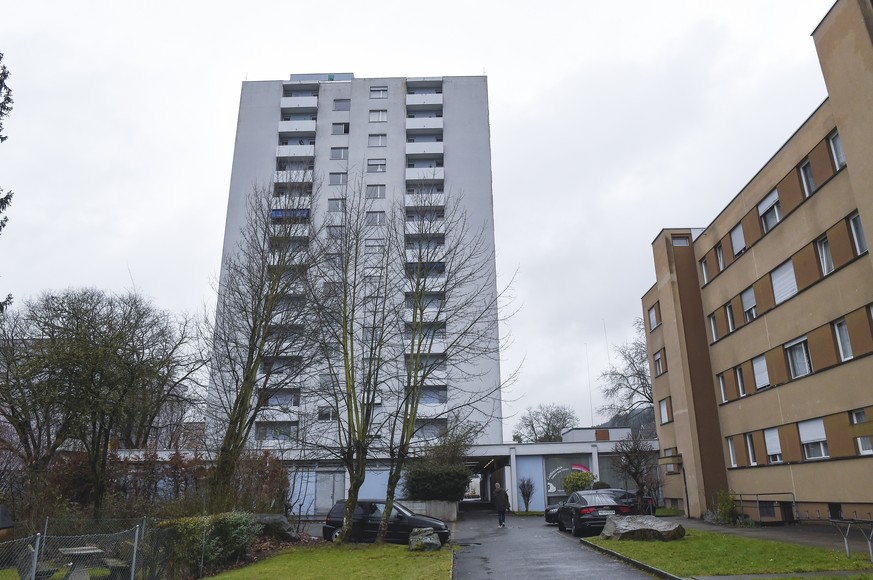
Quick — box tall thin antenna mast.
[585,343,594,426]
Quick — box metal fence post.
[31,533,41,580]
[43,516,48,539]
[130,525,139,580]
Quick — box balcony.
[404,308,443,323]
[406,167,444,182]
[274,170,314,184]
[406,337,446,354]
[406,93,443,107]
[280,96,318,111]
[405,193,445,208]
[270,223,310,241]
[278,120,317,134]
[404,221,446,236]
[406,117,443,131]
[276,144,315,158]
[405,248,445,263]
[268,251,308,267]
[405,142,444,156]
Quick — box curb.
[449,520,457,579]
[579,538,684,580]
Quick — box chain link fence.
[0,525,140,580]
[0,514,264,579]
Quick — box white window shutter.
[771,261,798,304]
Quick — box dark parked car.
[556,491,631,536]
[322,499,450,545]
[544,502,561,524]
[599,488,657,515]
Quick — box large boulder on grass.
[254,514,300,542]
[408,527,442,551]
[600,515,685,541]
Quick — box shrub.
[592,481,612,490]
[563,471,597,493]
[403,463,471,501]
[716,489,738,524]
[158,511,262,578]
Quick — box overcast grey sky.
[1,1,833,441]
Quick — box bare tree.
[512,403,578,443]
[295,173,508,542]
[0,51,14,312]
[0,289,203,517]
[206,179,320,511]
[301,170,402,542]
[0,306,77,498]
[614,433,658,512]
[599,318,653,415]
[376,185,508,541]
[518,477,535,512]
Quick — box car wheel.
[331,528,342,542]
[557,516,566,532]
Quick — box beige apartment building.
[643,0,873,521]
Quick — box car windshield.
[392,501,415,517]
[579,493,617,505]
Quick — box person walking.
[493,482,511,528]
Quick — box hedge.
[403,463,471,501]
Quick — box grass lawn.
[208,543,452,580]
[655,508,684,517]
[586,529,873,577]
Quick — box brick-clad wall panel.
[714,307,728,340]
[808,324,839,371]
[754,277,776,315]
[703,248,717,283]
[777,172,805,216]
[779,424,802,463]
[742,209,763,247]
[730,295,746,330]
[824,413,856,458]
[723,369,738,401]
[751,431,767,465]
[793,244,821,291]
[809,139,836,189]
[827,219,855,268]
[846,307,873,356]
[765,346,789,388]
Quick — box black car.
[322,499,450,544]
[544,502,561,524]
[599,488,657,515]
[556,491,631,536]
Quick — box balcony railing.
[406,93,443,107]
[276,144,315,158]
[275,170,314,184]
[406,117,443,131]
[405,142,444,156]
[278,120,317,134]
[406,167,445,182]
[280,96,318,111]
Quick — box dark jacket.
[493,488,510,511]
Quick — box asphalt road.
[452,509,654,579]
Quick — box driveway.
[452,509,653,579]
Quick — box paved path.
[452,509,653,579]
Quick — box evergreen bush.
[403,463,471,501]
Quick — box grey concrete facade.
[212,74,504,513]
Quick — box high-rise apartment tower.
[213,74,503,513]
